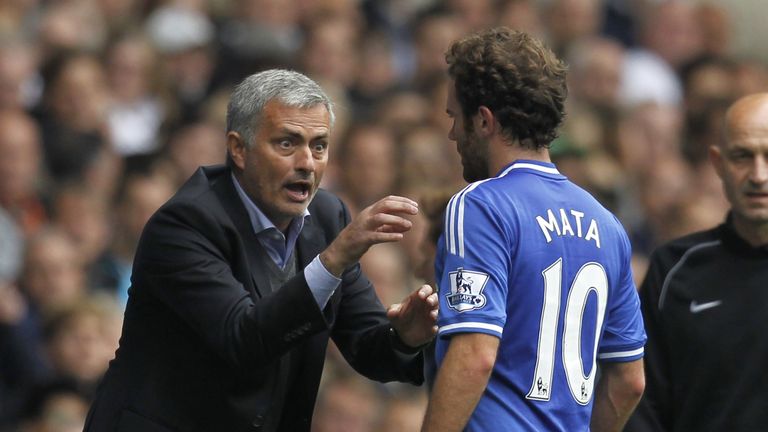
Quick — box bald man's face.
[710,97,768,227]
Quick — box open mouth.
[285,181,311,202]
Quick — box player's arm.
[421,333,499,432]
[590,358,645,432]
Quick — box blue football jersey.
[435,160,646,431]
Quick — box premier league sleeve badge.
[446,267,490,312]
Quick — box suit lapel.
[210,169,271,299]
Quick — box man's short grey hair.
[226,69,335,147]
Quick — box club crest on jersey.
[446,268,489,312]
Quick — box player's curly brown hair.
[446,27,568,150]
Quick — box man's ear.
[226,132,247,171]
[475,106,496,137]
[708,144,724,180]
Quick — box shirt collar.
[497,159,562,178]
[720,212,768,257]
[231,173,310,235]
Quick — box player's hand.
[320,196,418,276]
[387,284,439,348]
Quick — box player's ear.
[476,105,495,137]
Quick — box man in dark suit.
[84,69,438,432]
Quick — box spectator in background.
[445,0,496,32]
[145,5,217,124]
[680,56,736,165]
[398,125,463,195]
[359,243,409,308]
[0,228,88,425]
[620,1,704,107]
[301,13,360,92]
[410,8,465,92]
[41,298,121,400]
[50,184,111,277]
[0,109,46,235]
[36,1,107,59]
[214,0,303,86]
[105,32,172,156]
[541,0,603,56]
[0,38,42,111]
[497,0,543,37]
[348,30,400,120]
[95,173,175,305]
[626,93,768,431]
[377,387,428,432]
[312,373,384,432]
[95,0,146,37]
[35,52,112,184]
[696,3,732,58]
[0,206,31,427]
[162,121,226,186]
[335,123,399,212]
[21,229,87,320]
[567,36,625,113]
[16,379,90,432]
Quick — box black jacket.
[84,166,423,432]
[625,216,768,431]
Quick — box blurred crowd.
[0,0,766,431]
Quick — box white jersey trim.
[438,322,504,335]
[446,163,521,257]
[509,162,560,175]
[597,347,644,360]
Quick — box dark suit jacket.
[84,166,423,432]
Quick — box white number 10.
[526,258,608,405]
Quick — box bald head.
[711,92,768,244]
[724,93,768,144]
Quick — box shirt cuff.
[305,255,341,309]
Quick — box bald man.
[625,93,768,431]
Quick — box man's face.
[711,107,768,227]
[232,100,330,231]
[446,81,489,182]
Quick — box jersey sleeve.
[597,225,647,362]
[436,189,509,339]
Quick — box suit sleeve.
[624,249,673,432]
[132,200,327,372]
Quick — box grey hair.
[226,69,335,147]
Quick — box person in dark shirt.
[626,93,768,431]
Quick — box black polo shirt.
[626,215,768,432]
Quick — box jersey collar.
[496,159,563,178]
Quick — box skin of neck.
[487,133,552,177]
